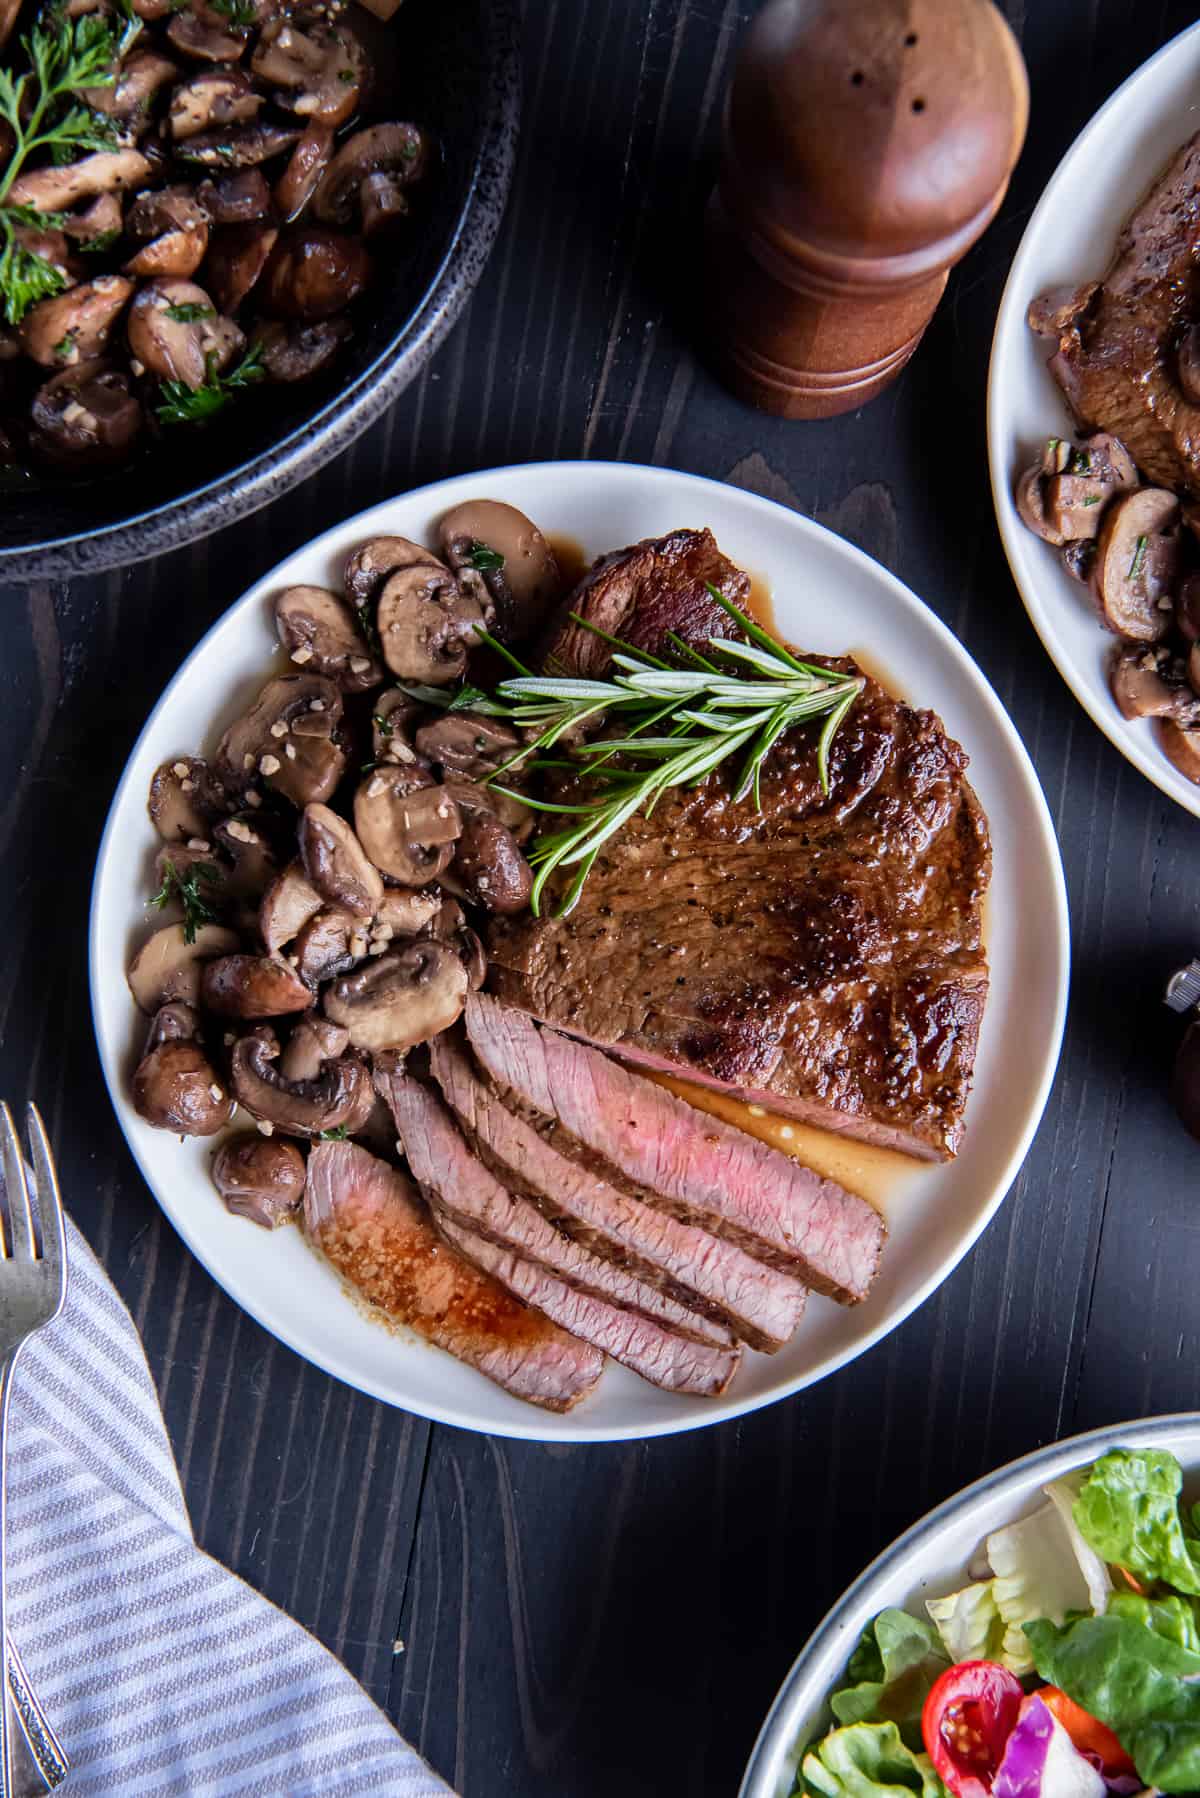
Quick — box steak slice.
[382,1072,742,1396]
[425,1031,801,1350]
[304,1140,602,1412]
[465,996,884,1305]
[382,1051,733,1349]
[490,531,991,1161]
[1031,131,1200,496]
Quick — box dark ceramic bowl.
[0,0,520,581]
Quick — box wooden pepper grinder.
[703,0,1029,418]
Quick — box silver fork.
[0,1106,69,1796]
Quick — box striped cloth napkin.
[3,1207,454,1798]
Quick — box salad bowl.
[741,1414,1200,1798]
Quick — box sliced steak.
[426,1030,807,1351]
[491,532,990,1161]
[380,1055,732,1348]
[465,995,884,1304]
[304,1140,602,1412]
[539,526,750,677]
[1031,131,1200,496]
[435,1212,741,1399]
[381,1071,742,1396]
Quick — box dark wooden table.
[4,2,1199,1791]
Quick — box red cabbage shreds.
[993,1696,1107,1798]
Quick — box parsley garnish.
[209,0,257,24]
[337,67,355,82]
[357,602,381,657]
[156,342,265,424]
[150,858,223,944]
[52,331,73,357]
[164,302,214,323]
[372,713,394,737]
[467,539,504,573]
[78,226,119,253]
[1128,534,1148,581]
[1081,495,1101,507]
[319,1124,349,1140]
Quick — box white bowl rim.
[987,17,1200,819]
[88,458,1071,1443]
[739,1412,1200,1798]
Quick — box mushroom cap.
[293,906,363,984]
[323,939,468,1052]
[133,1038,233,1134]
[376,563,484,683]
[313,123,427,227]
[128,921,241,1013]
[215,672,345,806]
[196,167,271,224]
[230,1026,374,1136]
[19,275,133,369]
[343,535,442,607]
[200,952,315,1018]
[211,815,278,900]
[298,803,384,916]
[259,860,324,954]
[279,1013,349,1082]
[204,220,278,314]
[1014,464,1063,546]
[1092,487,1181,641]
[126,277,242,389]
[1159,719,1200,785]
[452,810,533,914]
[373,889,440,935]
[1109,644,1200,723]
[168,66,262,140]
[147,755,222,840]
[257,316,351,383]
[167,8,247,61]
[274,121,336,222]
[180,122,301,167]
[414,713,522,780]
[29,362,143,469]
[438,499,562,645]
[354,768,461,885]
[441,774,533,844]
[371,689,427,765]
[212,1133,307,1227]
[252,20,366,128]
[7,149,151,213]
[261,227,372,322]
[274,584,381,688]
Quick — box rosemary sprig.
[408,587,862,918]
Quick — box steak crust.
[490,529,991,1161]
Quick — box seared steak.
[426,1031,804,1351]
[435,1213,741,1399]
[490,533,991,1161]
[1032,131,1200,496]
[382,1072,742,1396]
[465,996,884,1305]
[304,1141,602,1412]
[381,1054,734,1349]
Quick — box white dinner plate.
[989,20,1200,817]
[740,1413,1200,1798]
[89,461,1069,1443]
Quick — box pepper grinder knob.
[703,0,1029,419]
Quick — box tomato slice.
[1040,1686,1137,1778]
[921,1661,1024,1798]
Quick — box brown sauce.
[743,567,777,633]
[646,1074,922,1212]
[548,533,589,591]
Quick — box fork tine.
[25,1106,66,1307]
[0,1106,34,1264]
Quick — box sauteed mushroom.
[414,713,522,780]
[251,19,365,127]
[20,275,132,367]
[374,558,484,683]
[261,226,371,320]
[274,585,381,687]
[215,673,345,807]
[452,807,533,914]
[298,803,383,916]
[126,277,242,387]
[293,906,362,984]
[259,860,323,953]
[1109,644,1200,723]
[313,123,427,230]
[438,499,563,643]
[180,123,301,168]
[353,767,461,885]
[125,185,210,278]
[28,362,142,467]
[274,122,335,221]
[128,921,240,1013]
[200,952,315,1018]
[279,1014,349,1081]
[168,67,262,140]
[205,221,278,313]
[230,1026,373,1135]
[256,316,350,382]
[7,148,151,212]
[166,8,247,62]
[323,939,468,1052]
[196,167,271,223]
[212,1133,307,1226]
[133,1002,233,1134]
[148,755,223,840]
[1092,487,1180,640]
[426,896,486,989]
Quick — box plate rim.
[739,1411,1200,1798]
[88,458,1071,1443]
[987,16,1200,820]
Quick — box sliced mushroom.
[256,315,350,381]
[196,167,271,223]
[371,690,426,764]
[128,921,241,1013]
[359,170,410,238]
[343,536,440,608]
[212,1133,307,1226]
[168,66,262,140]
[126,277,243,388]
[148,754,223,840]
[376,563,484,684]
[279,1014,349,1081]
[200,952,315,1018]
[1092,488,1181,640]
[167,8,247,60]
[452,809,532,914]
[373,889,440,935]
[1015,463,1063,546]
[62,191,125,245]
[313,123,427,227]
[28,361,143,468]
[426,897,487,988]
[124,222,208,278]
[251,19,365,127]
[259,860,323,953]
[1160,719,1200,785]
[7,149,151,213]
[274,584,382,688]
[103,48,180,127]
[230,1026,374,1136]
[293,906,363,984]
[180,122,301,166]
[354,768,461,885]
[133,1003,233,1134]
[298,802,384,916]
[274,121,335,222]
[212,815,277,899]
[204,220,278,312]
[19,275,132,368]
[323,939,468,1051]
[1060,539,1097,585]
[261,226,371,320]
[438,500,562,644]
[215,672,345,807]
[441,774,533,844]
[1110,644,1200,723]
[414,713,522,780]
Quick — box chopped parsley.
[372,712,394,737]
[357,602,382,657]
[79,227,120,254]
[1128,534,1148,581]
[164,302,215,323]
[1081,495,1101,507]
[318,1124,349,1140]
[52,332,74,358]
[209,0,258,26]
[150,858,223,944]
[467,539,504,573]
[156,342,265,424]
[337,67,355,82]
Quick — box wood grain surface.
[3,2,1200,1792]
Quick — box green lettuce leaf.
[1025,1610,1200,1791]
[829,1611,948,1745]
[1107,1591,1200,1654]
[1073,1449,1200,1595]
[925,1581,1007,1665]
[800,1722,949,1798]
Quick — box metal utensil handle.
[7,1641,66,1792]
[0,1354,15,1797]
